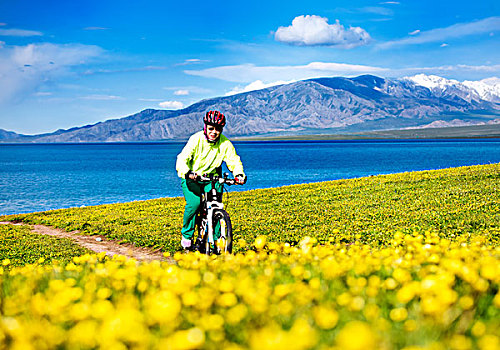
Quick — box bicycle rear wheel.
[213,209,233,254]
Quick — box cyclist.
[176,110,246,250]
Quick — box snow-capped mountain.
[405,74,500,104]
[463,77,500,103]
[2,74,499,142]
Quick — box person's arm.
[223,140,245,183]
[176,136,197,178]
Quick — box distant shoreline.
[234,134,500,141]
[1,136,500,145]
[2,123,500,144]
[235,123,500,141]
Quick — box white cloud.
[0,28,43,37]
[409,29,420,36]
[225,80,297,96]
[175,58,208,66]
[440,43,449,47]
[163,85,213,95]
[379,16,500,49]
[0,43,103,105]
[159,101,184,109]
[361,7,393,16]
[415,64,500,73]
[385,64,500,79]
[185,62,387,83]
[33,92,52,97]
[138,98,163,102]
[274,15,371,48]
[82,65,165,75]
[186,61,500,84]
[83,27,109,31]
[174,89,189,96]
[81,95,123,100]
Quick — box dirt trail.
[0,221,172,263]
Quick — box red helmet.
[204,110,226,127]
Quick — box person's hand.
[185,171,199,180]
[235,174,246,185]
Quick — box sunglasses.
[206,125,223,132]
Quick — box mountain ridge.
[2,74,500,142]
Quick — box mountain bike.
[193,173,239,255]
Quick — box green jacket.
[176,131,245,178]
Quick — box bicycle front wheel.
[213,209,233,254]
[196,217,208,254]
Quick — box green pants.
[181,179,223,241]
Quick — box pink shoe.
[181,237,192,249]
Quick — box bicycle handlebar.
[197,173,243,185]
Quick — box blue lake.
[1,139,499,215]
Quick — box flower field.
[0,224,92,268]
[0,163,499,349]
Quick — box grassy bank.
[3,163,499,253]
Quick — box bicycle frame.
[197,174,235,253]
[203,184,225,246]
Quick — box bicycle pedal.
[193,240,205,253]
[209,244,220,255]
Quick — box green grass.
[2,163,498,255]
[0,224,93,268]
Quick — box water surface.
[1,139,499,215]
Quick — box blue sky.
[0,0,499,134]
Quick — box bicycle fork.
[206,186,224,247]
[206,201,224,245]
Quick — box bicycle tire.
[197,217,213,255]
[213,209,233,254]
[196,217,208,254]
